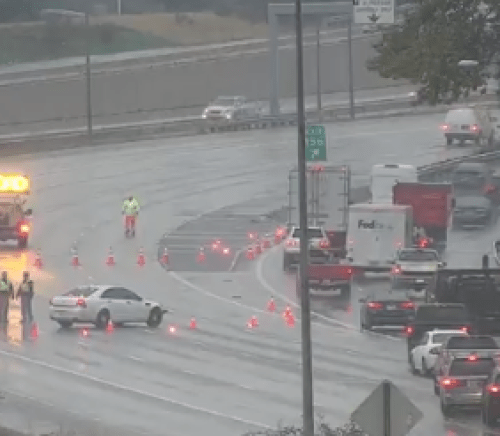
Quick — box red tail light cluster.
[286,239,298,247]
[470,124,480,132]
[487,384,500,395]
[403,326,414,336]
[461,325,471,333]
[392,265,402,274]
[467,354,478,361]
[440,123,450,131]
[367,302,383,310]
[440,378,464,389]
[76,298,87,308]
[399,301,415,309]
[319,239,330,249]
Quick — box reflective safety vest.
[123,199,139,215]
[0,281,10,293]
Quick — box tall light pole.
[295,0,314,435]
[85,11,92,138]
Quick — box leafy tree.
[367,0,500,104]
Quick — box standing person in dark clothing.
[16,271,33,323]
[0,271,14,325]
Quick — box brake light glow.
[286,239,297,247]
[467,354,478,361]
[470,124,480,132]
[0,175,30,193]
[404,326,414,336]
[440,123,450,131]
[392,265,401,274]
[487,384,500,394]
[222,247,231,255]
[247,232,258,240]
[275,227,286,237]
[76,298,86,308]
[400,301,415,309]
[211,240,221,251]
[319,239,330,249]
[168,325,177,334]
[368,302,383,310]
[461,326,470,333]
[19,223,30,234]
[440,378,460,389]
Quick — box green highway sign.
[306,125,327,161]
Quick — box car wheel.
[57,320,73,329]
[147,307,163,328]
[95,309,110,329]
[422,358,430,376]
[433,377,440,395]
[483,407,497,427]
[441,399,452,417]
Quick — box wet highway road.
[0,113,491,435]
[0,35,409,134]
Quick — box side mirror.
[24,208,32,216]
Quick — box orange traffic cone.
[160,247,169,266]
[247,315,259,328]
[34,250,43,268]
[137,248,146,266]
[246,246,255,260]
[196,247,206,263]
[106,247,115,266]
[267,298,276,312]
[283,306,293,320]
[189,317,197,329]
[285,312,295,327]
[30,322,39,339]
[71,249,80,267]
[106,319,114,333]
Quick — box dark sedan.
[360,293,416,330]
[453,195,493,228]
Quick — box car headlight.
[225,112,232,119]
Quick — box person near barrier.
[16,271,33,323]
[0,271,14,325]
[122,195,140,237]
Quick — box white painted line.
[128,355,144,362]
[0,348,271,429]
[254,245,402,342]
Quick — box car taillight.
[286,239,297,247]
[319,239,330,249]
[399,301,415,309]
[392,265,401,274]
[440,378,462,389]
[470,124,480,132]
[368,302,383,310]
[222,247,231,255]
[487,384,500,395]
[461,325,471,333]
[76,298,86,308]
[403,326,414,336]
[19,223,30,234]
[440,123,450,131]
[467,354,478,361]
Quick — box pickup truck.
[432,335,500,395]
[283,226,330,271]
[404,303,472,362]
[298,263,358,299]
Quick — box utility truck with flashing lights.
[0,174,32,248]
[345,204,413,272]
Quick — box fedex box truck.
[346,204,413,271]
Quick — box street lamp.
[294,1,314,436]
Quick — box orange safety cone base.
[106,320,114,332]
[267,298,276,312]
[189,318,197,329]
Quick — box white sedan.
[410,329,468,375]
[49,285,166,329]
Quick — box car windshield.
[449,358,495,376]
[398,250,438,261]
[63,287,95,297]
[452,171,485,188]
[433,333,465,344]
[292,228,324,238]
[446,336,498,349]
[213,97,239,106]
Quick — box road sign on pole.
[354,0,395,25]
[351,380,423,436]
[306,125,327,162]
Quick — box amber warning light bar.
[0,175,30,193]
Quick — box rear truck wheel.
[17,236,27,249]
[422,358,430,376]
[57,320,73,329]
[147,307,163,328]
[95,309,110,329]
[441,399,452,417]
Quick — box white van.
[370,164,418,203]
[442,105,496,147]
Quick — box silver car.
[439,354,496,416]
[201,96,260,122]
[49,285,166,329]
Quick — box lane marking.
[254,245,402,342]
[0,348,271,429]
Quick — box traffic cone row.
[160,247,169,266]
[137,248,146,266]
